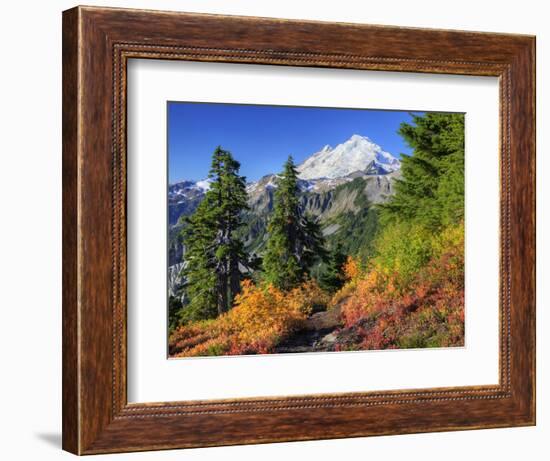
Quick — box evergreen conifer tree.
[262,156,326,290]
[181,147,249,321]
[380,113,464,229]
[319,243,347,293]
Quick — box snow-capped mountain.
[297,134,400,180]
[169,177,213,196]
[168,178,213,225]
[169,134,399,226]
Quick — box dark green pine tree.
[380,112,465,229]
[262,156,326,290]
[181,147,249,321]
[180,192,218,321]
[211,148,250,312]
[319,243,347,293]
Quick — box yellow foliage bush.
[169,278,328,357]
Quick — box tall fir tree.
[181,147,249,321]
[380,112,465,229]
[262,156,326,290]
[368,113,465,283]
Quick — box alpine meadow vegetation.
[168,112,465,356]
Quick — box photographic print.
[167,102,465,358]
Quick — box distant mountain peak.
[195,177,214,192]
[349,133,371,142]
[297,134,400,180]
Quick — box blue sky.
[168,102,420,183]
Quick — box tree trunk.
[229,255,241,306]
[217,266,228,315]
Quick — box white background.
[128,60,499,402]
[0,0,546,460]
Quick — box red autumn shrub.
[333,223,464,350]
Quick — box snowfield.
[296,134,400,180]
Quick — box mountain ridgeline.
[168,134,399,304]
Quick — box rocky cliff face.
[241,169,398,255]
[168,262,186,298]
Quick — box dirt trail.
[274,306,343,353]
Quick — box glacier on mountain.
[296,134,400,180]
[168,133,400,217]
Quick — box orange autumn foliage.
[169,279,329,357]
[330,255,364,307]
[343,255,360,281]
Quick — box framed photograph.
[62,6,535,455]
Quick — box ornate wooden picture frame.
[62,5,535,455]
